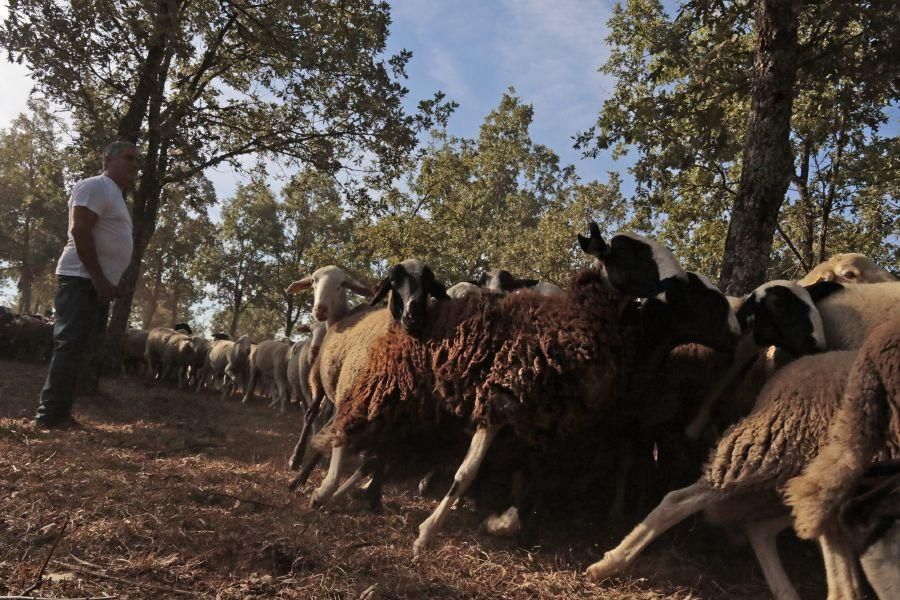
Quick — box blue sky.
[385,0,623,183]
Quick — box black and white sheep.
[286,259,449,496]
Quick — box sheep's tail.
[785,319,900,539]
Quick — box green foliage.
[132,176,217,328]
[0,98,69,313]
[194,178,282,336]
[577,0,900,279]
[363,90,627,286]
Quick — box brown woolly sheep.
[587,323,900,600]
[798,253,897,286]
[785,319,900,540]
[311,269,638,556]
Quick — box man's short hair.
[102,141,138,167]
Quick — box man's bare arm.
[71,205,117,302]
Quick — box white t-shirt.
[56,174,134,284]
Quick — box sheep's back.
[705,350,856,492]
[819,282,900,350]
[314,307,392,404]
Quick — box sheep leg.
[332,462,370,500]
[241,368,258,404]
[288,452,322,492]
[413,425,499,557]
[288,392,325,470]
[818,519,864,600]
[685,342,758,440]
[585,480,720,581]
[608,449,635,522]
[744,515,800,600]
[310,445,348,508]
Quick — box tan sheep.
[145,327,196,388]
[798,253,897,286]
[785,319,900,539]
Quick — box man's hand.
[92,273,118,303]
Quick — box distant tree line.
[0,0,896,352]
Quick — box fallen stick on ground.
[50,560,195,597]
[19,515,69,596]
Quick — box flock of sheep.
[3,224,898,599]
[278,227,898,600]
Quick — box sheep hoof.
[585,554,626,581]
[483,507,521,537]
[412,533,433,559]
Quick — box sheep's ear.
[803,280,844,303]
[577,221,608,256]
[426,273,450,300]
[370,276,392,306]
[343,276,373,297]
[286,276,314,294]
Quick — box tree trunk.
[142,267,164,328]
[100,2,177,376]
[284,294,295,338]
[795,139,814,269]
[718,0,801,295]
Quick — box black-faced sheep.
[683,279,839,440]
[587,320,900,600]
[798,253,898,286]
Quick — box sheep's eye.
[844,272,857,279]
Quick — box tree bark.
[101,1,177,375]
[718,0,802,295]
[142,267,164,329]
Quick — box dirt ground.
[1,358,828,599]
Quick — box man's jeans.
[35,276,109,422]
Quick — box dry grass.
[1,359,826,599]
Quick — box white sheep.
[815,281,900,350]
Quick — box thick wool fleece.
[704,350,857,492]
[785,319,900,539]
[333,269,633,449]
[308,306,393,406]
